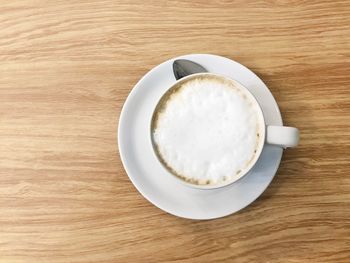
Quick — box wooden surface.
[0,1,349,262]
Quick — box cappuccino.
[151,74,264,186]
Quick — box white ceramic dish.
[118,54,283,220]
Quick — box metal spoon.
[173,59,207,80]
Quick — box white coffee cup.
[150,73,299,189]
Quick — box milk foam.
[152,76,262,186]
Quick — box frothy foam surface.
[152,75,262,186]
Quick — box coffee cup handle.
[266,126,299,148]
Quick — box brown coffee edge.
[242,129,262,172]
[151,74,263,186]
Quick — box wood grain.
[0,1,349,262]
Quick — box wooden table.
[1,1,349,262]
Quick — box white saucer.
[118,54,283,220]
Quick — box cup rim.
[150,72,266,190]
